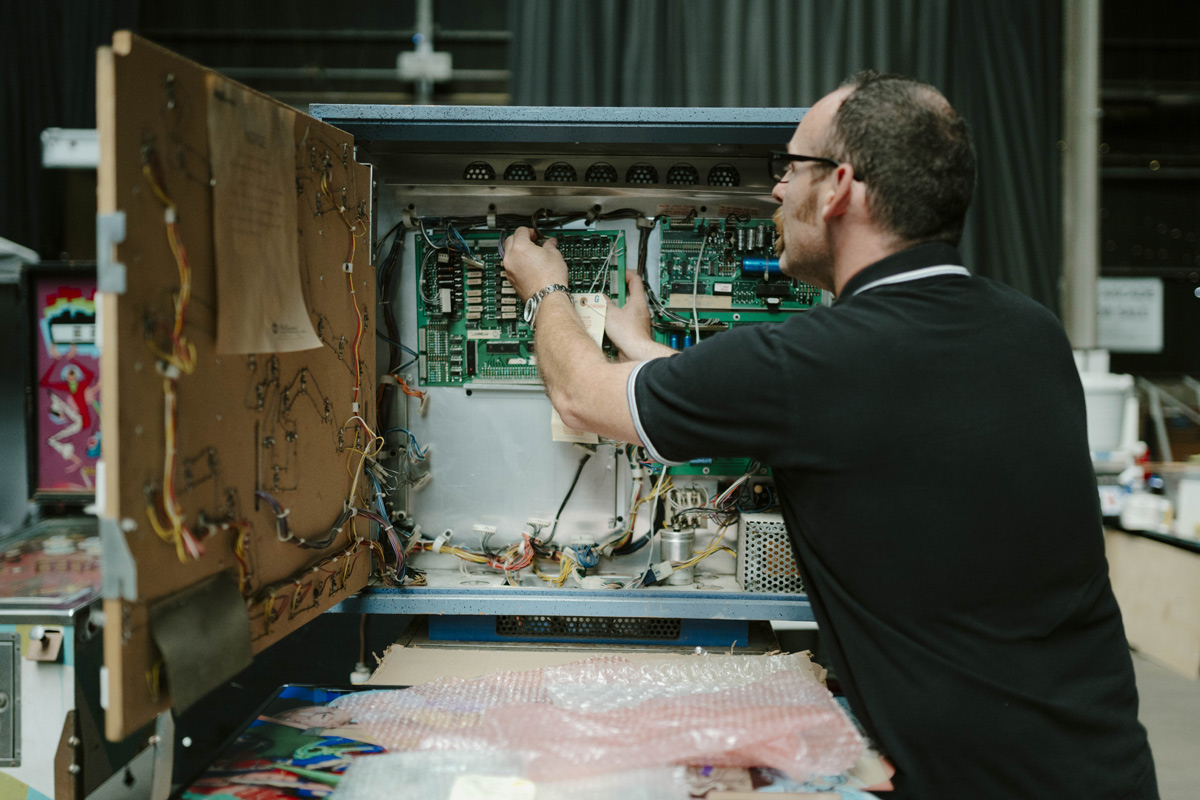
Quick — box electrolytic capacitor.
[741,257,782,276]
[682,334,694,348]
[669,333,681,350]
[737,227,745,251]
[756,224,766,250]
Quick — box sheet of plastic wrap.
[331,753,688,800]
[331,655,862,782]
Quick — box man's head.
[772,71,976,291]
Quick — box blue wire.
[381,427,428,461]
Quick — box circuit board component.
[654,216,820,349]
[415,228,627,386]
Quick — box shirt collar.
[837,241,966,300]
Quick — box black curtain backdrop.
[0,0,138,259]
[509,0,1063,312]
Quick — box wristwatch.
[523,283,571,326]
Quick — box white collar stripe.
[851,265,971,297]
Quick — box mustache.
[772,207,786,257]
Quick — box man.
[503,71,1156,798]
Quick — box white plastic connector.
[526,517,553,529]
[630,465,645,480]
[164,207,176,224]
[472,524,498,536]
[343,261,353,273]
[352,402,359,413]
[569,534,594,547]
[155,360,181,380]
[349,662,372,685]
[651,560,673,582]
[411,473,432,491]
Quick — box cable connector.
[431,530,452,553]
[411,473,432,492]
[155,360,181,380]
[644,560,673,586]
[343,261,353,273]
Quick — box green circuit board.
[648,215,818,476]
[653,216,820,349]
[415,228,626,387]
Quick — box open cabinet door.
[96,32,375,741]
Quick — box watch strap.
[523,283,571,325]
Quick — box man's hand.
[606,272,654,361]
[502,227,568,302]
[607,272,678,362]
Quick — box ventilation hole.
[495,616,681,640]
[463,161,495,181]
[625,163,659,184]
[503,162,537,181]
[666,163,700,185]
[585,162,618,183]
[544,161,578,182]
[707,163,741,187]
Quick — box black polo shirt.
[629,242,1157,799]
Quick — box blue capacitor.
[741,257,782,276]
[669,333,681,350]
[683,334,694,348]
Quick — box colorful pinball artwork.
[34,279,100,494]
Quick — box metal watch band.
[523,283,571,325]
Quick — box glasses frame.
[769,150,860,183]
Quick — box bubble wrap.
[332,655,862,782]
[331,752,688,800]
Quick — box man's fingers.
[543,236,558,251]
[624,271,646,305]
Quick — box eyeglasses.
[768,150,861,183]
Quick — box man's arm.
[531,291,644,444]
[503,227,652,445]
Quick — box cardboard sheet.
[207,75,320,354]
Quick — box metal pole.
[1061,0,1102,347]
[415,0,436,105]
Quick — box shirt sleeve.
[629,317,816,466]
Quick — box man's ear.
[822,164,857,221]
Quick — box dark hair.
[821,70,976,246]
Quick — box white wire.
[691,230,708,344]
[588,237,623,294]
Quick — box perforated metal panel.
[585,162,618,183]
[544,161,578,182]
[495,615,681,640]
[737,513,803,593]
[503,162,537,181]
[625,163,659,184]
[666,163,699,185]
[707,163,741,187]
[463,161,495,181]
